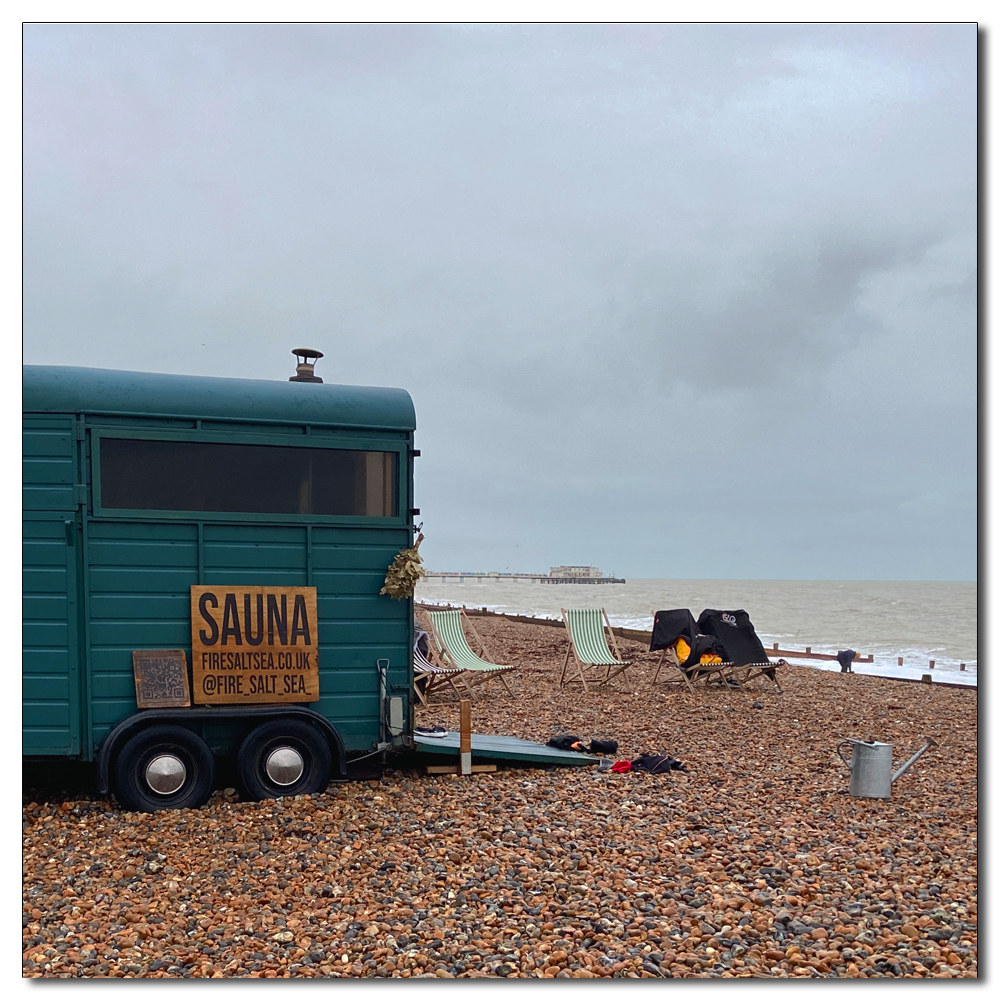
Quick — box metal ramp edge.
[412,731,599,767]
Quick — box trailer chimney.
[289,348,324,383]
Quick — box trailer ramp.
[413,731,600,768]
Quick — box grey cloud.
[22,23,976,579]
[616,220,950,394]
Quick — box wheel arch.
[96,707,347,794]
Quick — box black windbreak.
[696,609,772,667]
[649,609,699,652]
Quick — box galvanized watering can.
[836,737,937,799]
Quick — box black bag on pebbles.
[546,735,587,751]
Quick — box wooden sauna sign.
[190,585,319,704]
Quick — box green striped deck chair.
[560,608,633,692]
[426,609,517,700]
[413,627,471,707]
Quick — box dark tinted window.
[100,438,397,516]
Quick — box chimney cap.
[289,347,324,383]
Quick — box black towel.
[632,753,688,774]
[650,609,698,652]
[697,608,772,674]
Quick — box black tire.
[236,719,332,801]
[113,725,215,813]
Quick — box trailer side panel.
[23,414,81,755]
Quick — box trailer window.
[99,438,397,516]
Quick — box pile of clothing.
[546,734,688,776]
[610,753,688,775]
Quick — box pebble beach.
[22,615,977,979]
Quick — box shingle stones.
[23,616,976,978]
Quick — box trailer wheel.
[236,719,332,801]
[113,725,215,812]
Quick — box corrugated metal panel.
[204,525,307,581]
[311,527,411,713]
[23,516,79,754]
[86,522,198,743]
[202,523,410,751]
[84,519,412,753]
[23,415,76,510]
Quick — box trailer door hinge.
[74,421,86,441]
[74,484,88,505]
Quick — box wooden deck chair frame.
[727,660,785,694]
[651,647,739,693]
[412,628,471,707]
[559,608,633,692]
[419,608,517,701]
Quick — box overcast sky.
[22,23,977,580]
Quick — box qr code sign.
[132,650,191,709]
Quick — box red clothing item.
[610,760,632,773]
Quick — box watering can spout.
[891,736,937,784]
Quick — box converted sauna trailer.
[23,360,418,810]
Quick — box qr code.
[136,655,187,702]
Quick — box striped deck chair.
[649,620,738,692]
[651,648,739,693]
[696,610,784,694]
[425,609,517,700]
[559,608,633,692]
[412,628,469,707]
[651,650,782,695]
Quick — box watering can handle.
[836,741,854,771]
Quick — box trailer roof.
[23,365,416,431]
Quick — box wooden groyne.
[767,644,873,664]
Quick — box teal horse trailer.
[23,359,418,810]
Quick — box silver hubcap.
[265,746,305,786]
[145,754,187,795]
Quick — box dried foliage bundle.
[380,532,425,599]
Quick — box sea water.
[414,578,978,686]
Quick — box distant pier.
[538,576,626,584]
[424,567,626,584]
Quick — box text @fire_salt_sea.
[190,585,319,704]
